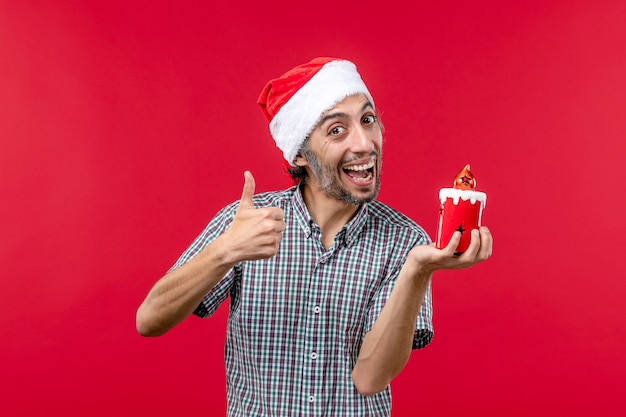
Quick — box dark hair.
[286,165,308,184]
[285,136,310,185]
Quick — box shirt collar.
[291,184,369,246]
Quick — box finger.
[270,208,285,221]
[257,207,285,221]
[238,171,256,210]
[443,231,462,256]
[273,210,286,233]
[275,220,286,233]
[477,226,493,260]
[462,229,481,260]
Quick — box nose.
[349,124,375,154]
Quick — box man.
[136,57,493,416]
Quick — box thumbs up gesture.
[222,171,286,262]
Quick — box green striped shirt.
[172,185,433,416]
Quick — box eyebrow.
[317,100,374,127]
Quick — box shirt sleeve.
[365,229,434,350]
[412,284,434,349]
[411,229,434,348]
[167,202,238,319]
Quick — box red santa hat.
[257,57,375,166]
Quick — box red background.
[2,1,625,415]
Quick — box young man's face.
[297,94,383,205]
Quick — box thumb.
[239,170,256,209]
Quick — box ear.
[293,152,308,167]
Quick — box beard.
[301,145,381,205]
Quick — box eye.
[328,125,346,136]
[362,114,377,125]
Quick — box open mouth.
[342,159,375,183]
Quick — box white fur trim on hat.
[269,60,374,166]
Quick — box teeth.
[344,160,375,171]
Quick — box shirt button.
[319,258,327,264]
[310,352,318,360]
[308,396,315,403]
[313,306,321,314]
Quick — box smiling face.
[295,94,383,206]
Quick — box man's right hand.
[136,170,285,337]
[220,171,286,262]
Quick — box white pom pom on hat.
[257,57,374,166]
